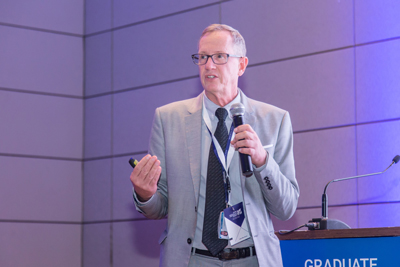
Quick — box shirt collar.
[203,91,241,121]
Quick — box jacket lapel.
[185,93,203,206]
[240,90,256,128]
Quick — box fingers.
[130,154,162,201]
[231,124,256,151]
[135,155,160,182]
[231,124,267,168]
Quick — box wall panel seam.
[0,87,83,99]
[85,0,231,38]
[0,22,83,37]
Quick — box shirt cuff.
[253,151,269,173]
[133,188,154,206]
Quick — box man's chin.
[204,87,223,96]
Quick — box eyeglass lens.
[193,54,228,65]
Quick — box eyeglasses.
[191,53,242,65]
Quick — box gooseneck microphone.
[309,155,400,230]
[230,103,253,177]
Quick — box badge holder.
[222,202,250,246]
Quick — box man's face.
[198,31,247,103]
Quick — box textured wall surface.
[1,0,400,266]
[0,0,84,266]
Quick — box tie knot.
[215,108,228,122]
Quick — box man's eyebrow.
[198,51,226,54]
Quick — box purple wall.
[0,0,83,266]
[1,0,400,266]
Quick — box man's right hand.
[130,154,162,202]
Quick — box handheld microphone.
[230,103,253,177]
[309,155,400,230]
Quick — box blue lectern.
[277,227,400,266]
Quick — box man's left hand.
[231,124,267,168]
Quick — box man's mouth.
[207,75,216,78]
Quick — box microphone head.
[393,155,400,164]
[230,103,245,117]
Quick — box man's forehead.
[198,31,234,51]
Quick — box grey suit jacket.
[134,90,299,266]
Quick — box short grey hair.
[199,24,247,57]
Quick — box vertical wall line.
[110,0,115,266]
[81,1,87,266]
[219,0,222,24]
[352,0,360,228]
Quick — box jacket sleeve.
[253,111,299,221]
[133,108,168,219]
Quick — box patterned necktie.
[202,107,229,255]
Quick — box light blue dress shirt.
[192,92,254,250]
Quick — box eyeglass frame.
[191,53,242,65]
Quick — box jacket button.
[187,238,192,244]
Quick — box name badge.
[219,202,250,245]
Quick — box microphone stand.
[309,155,400,230]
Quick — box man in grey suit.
[130,24,299,266]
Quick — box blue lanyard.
[209,123,234,206]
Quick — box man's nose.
[204,56,216,69]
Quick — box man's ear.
[238,57,249,76]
